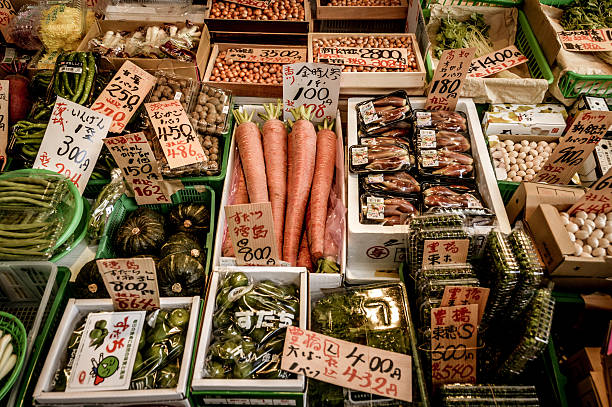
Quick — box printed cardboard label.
[97,258,161,311]
[225,202,280,266]
[66,311,145,391]
[281,327,412,403]
[558,29,612,52]
[420,129,437,149]
[33,97,112,194]
[567,167,612,214]
[422,239,470,267]
[441,286,490,324]
[318,47,409,69]
[226,48,307,64]
[467,46,528,78]
[58,62,83,74]
[425,48,476,111]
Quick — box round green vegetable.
[73,260,109,299]
[207,361,226,378]
[168,203,210,234]
[158,253,205,297]
[168,308,189,329]
[233,361,253,379]
[157,363,180,388]
[114,210,166,257]
[228,272,249,288]
[160,232,204,264]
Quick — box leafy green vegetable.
[560,0,612,30]
[435,13,493,59]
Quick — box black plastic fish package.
[349,142,414,173]
[356,90,412,134]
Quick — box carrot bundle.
[221,159,249,257]
[233,109,269,203]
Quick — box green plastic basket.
[96,186,216,277]
[50,198,91,263]
[0,312,27,400]
[425,11,554,86]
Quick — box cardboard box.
[34,297,201,405]
[595,139,612,178]
[482,110,567,136]
[578,371,610,407]
[567,347,603,385]
[505,182,585,224]
[315,0,408,20]
[490,103,568,117]
[191,268,307,405]
[345,97,510,283]
[77,20,211,80]
[526,203,612,277]
[523,0,564,65]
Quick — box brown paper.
[427,5,548,104]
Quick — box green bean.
[0,247,51,255]
[78,53,96,105]
[0,228,53,238]
[63,53,75,97]
[0,222,52,230]
[73,53,88,102]
[0,197,52,208]
[3,176,59,186]
[0,192,54,201]
[0,239,52,247]
[0,253,47,259]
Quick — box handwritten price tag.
[145,99,206,169]
[281,327,412,403]
[282,63,341,124]
[225,202,279,266]
[441,286,489,324]
[0,0,16,43]
[131,178,186,205]
[224,0,271,8]
[317,47,409,69]
[568,167,612,214]
[467,46,528,78]
[422,239,470,267]
[559,29,612,52]
[97,257,161,311]
[103,132,162,181]
[226,48,306,64]
[431,304,478,387]
[425,48,475,111]
[33,97,111,194]
[536,110,612,185]
[92,61,155,133]
[0,80,7,168]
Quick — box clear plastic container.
[39,0,87,52]
[148,73,199,113]
[188,84,232,136]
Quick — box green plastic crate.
[95,186,216,277]
[425,11,554,86]
[498,180,520,205]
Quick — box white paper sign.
[66,311,145,391]
[33,97,112,194]
[282,63,341,124]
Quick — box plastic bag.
[7,5,43,51]
[87,168,127,245]
[203,272,300,379]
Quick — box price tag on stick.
[535,110,612,185]
[145,100,206,169]
[283,63,341,124]
[422,239,470,267]
[558,29,612,52]
[225,202,279,266]
[97,257,161,311]
[567,167,612,215]
[467,45,528,78]
[0,0,16,43]
[33,97,112,193]
[431,304,478,387]
[0,80,8,170]
[226,48,306,64]
[281,327,412,403]
[92,61,156,133]
[425,48,475,111]
[441,286,490,324]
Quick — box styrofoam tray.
[345,97,511,284]
[34,297,200,405]
[192,267,307,392]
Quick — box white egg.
[544,146,552,153]
[504,140,514,146]
[518,152,527,160]
[574,243,583,256]
[520,146,530,153]
[576,239,584,247]
[574,218,585,227]
[561,216,570,225]
[505,145,514,152]
[510,151,519,158]
[550,142,558,149]
[518,163,527,171]
[517,170,526,177]
[510,164,519,172]
[606,233,612,242]
[566,223,579,233]
[576,211,588,220]
[510,157,517,164]
[591,229,604,240]
[593,248,606,257]
[526,169,535,175]
[608,213,612,221]
[521,140,529,146]
[536,146,544,153]
[560,212,570,218]
[585,219,596,229]
[568,232,576,241]
[530,141,538,148]
[508,171,517,178]
[595,217,607,229]
[525,174,534,181]
[526,161,534,168]
[581,224,594,235]
[526,156,534,163]
[512,176,522,182]
[596,213,607,223]
[581,252,593,258]
[538,140,547,146]
[534,165,542,171]
[588,212,597,220]
[587,236,600,248]
[492,151,503,159]
[608,246,612,255]
[514,144,522,151]
[542,152,550,159]
[604,225,612,234]
[503,157,511,166]
[529,150,538,157]
[599,238,610,249]
[575,229,589,240]
[583,244,593,254]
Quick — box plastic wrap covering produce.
[349,143,414,173]
[360,172,420,197]
[7,5,43,51]
[48,52,97,105]
[421,183,495,226]
[356,91,412,134]
[189,84,232,136]
[439,384,540,406]
[479,231,520,330]
[506,227,544,320]
[39,1,86,52]
[308,283,422,407]
[203,273,300,379]
[52,307,190,391]
[87,168,127,245]
[414,110,468,133]
[359,193,419,226]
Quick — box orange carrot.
[297,229,313,272]
[283,106,317,266]
[222,159,249,257]
[308,119,337,262]
[259,102,287,258]
[233,109,269,203]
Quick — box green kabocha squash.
[158,253,205,297]
[114,211,166,257]
[129,207,166,226]
[74,260,109,299]
[168,203,210,234]
[160,232,205,264]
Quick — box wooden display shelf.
[308,32,426,95]
[316,0,408,20]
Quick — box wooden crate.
[308,33,426,95]
[203,43,309,98]
[204,0,312,34]
[316,0,408,20]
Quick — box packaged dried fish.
[359,193,419,225]
[349,143,413,173]
[414,110,468,133]
[360,171,420,196]
[356,91,412,133]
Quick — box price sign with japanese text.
[225,0,271,8]
[130,178,185,205]
[441,286,489,324]
[0,80,7,168]
[467,46,528,78]
[568,167,612,214]
[422,239,470,267]
[103,132,162,181]
[92,61,155,133]
[283,63,341,123]
[226,48,306,64]
[34,97,112,194]
[559,29,612,52]
[425,48,475,111]
[317,47,410,70]
[145,99,206,169]
[281,327,412,403]
[97,257,161,311]
[536,110,612,185]
[225,202,279,266]
[66,311,145,391]
[0,0,15,43]
[431,304,478,387]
